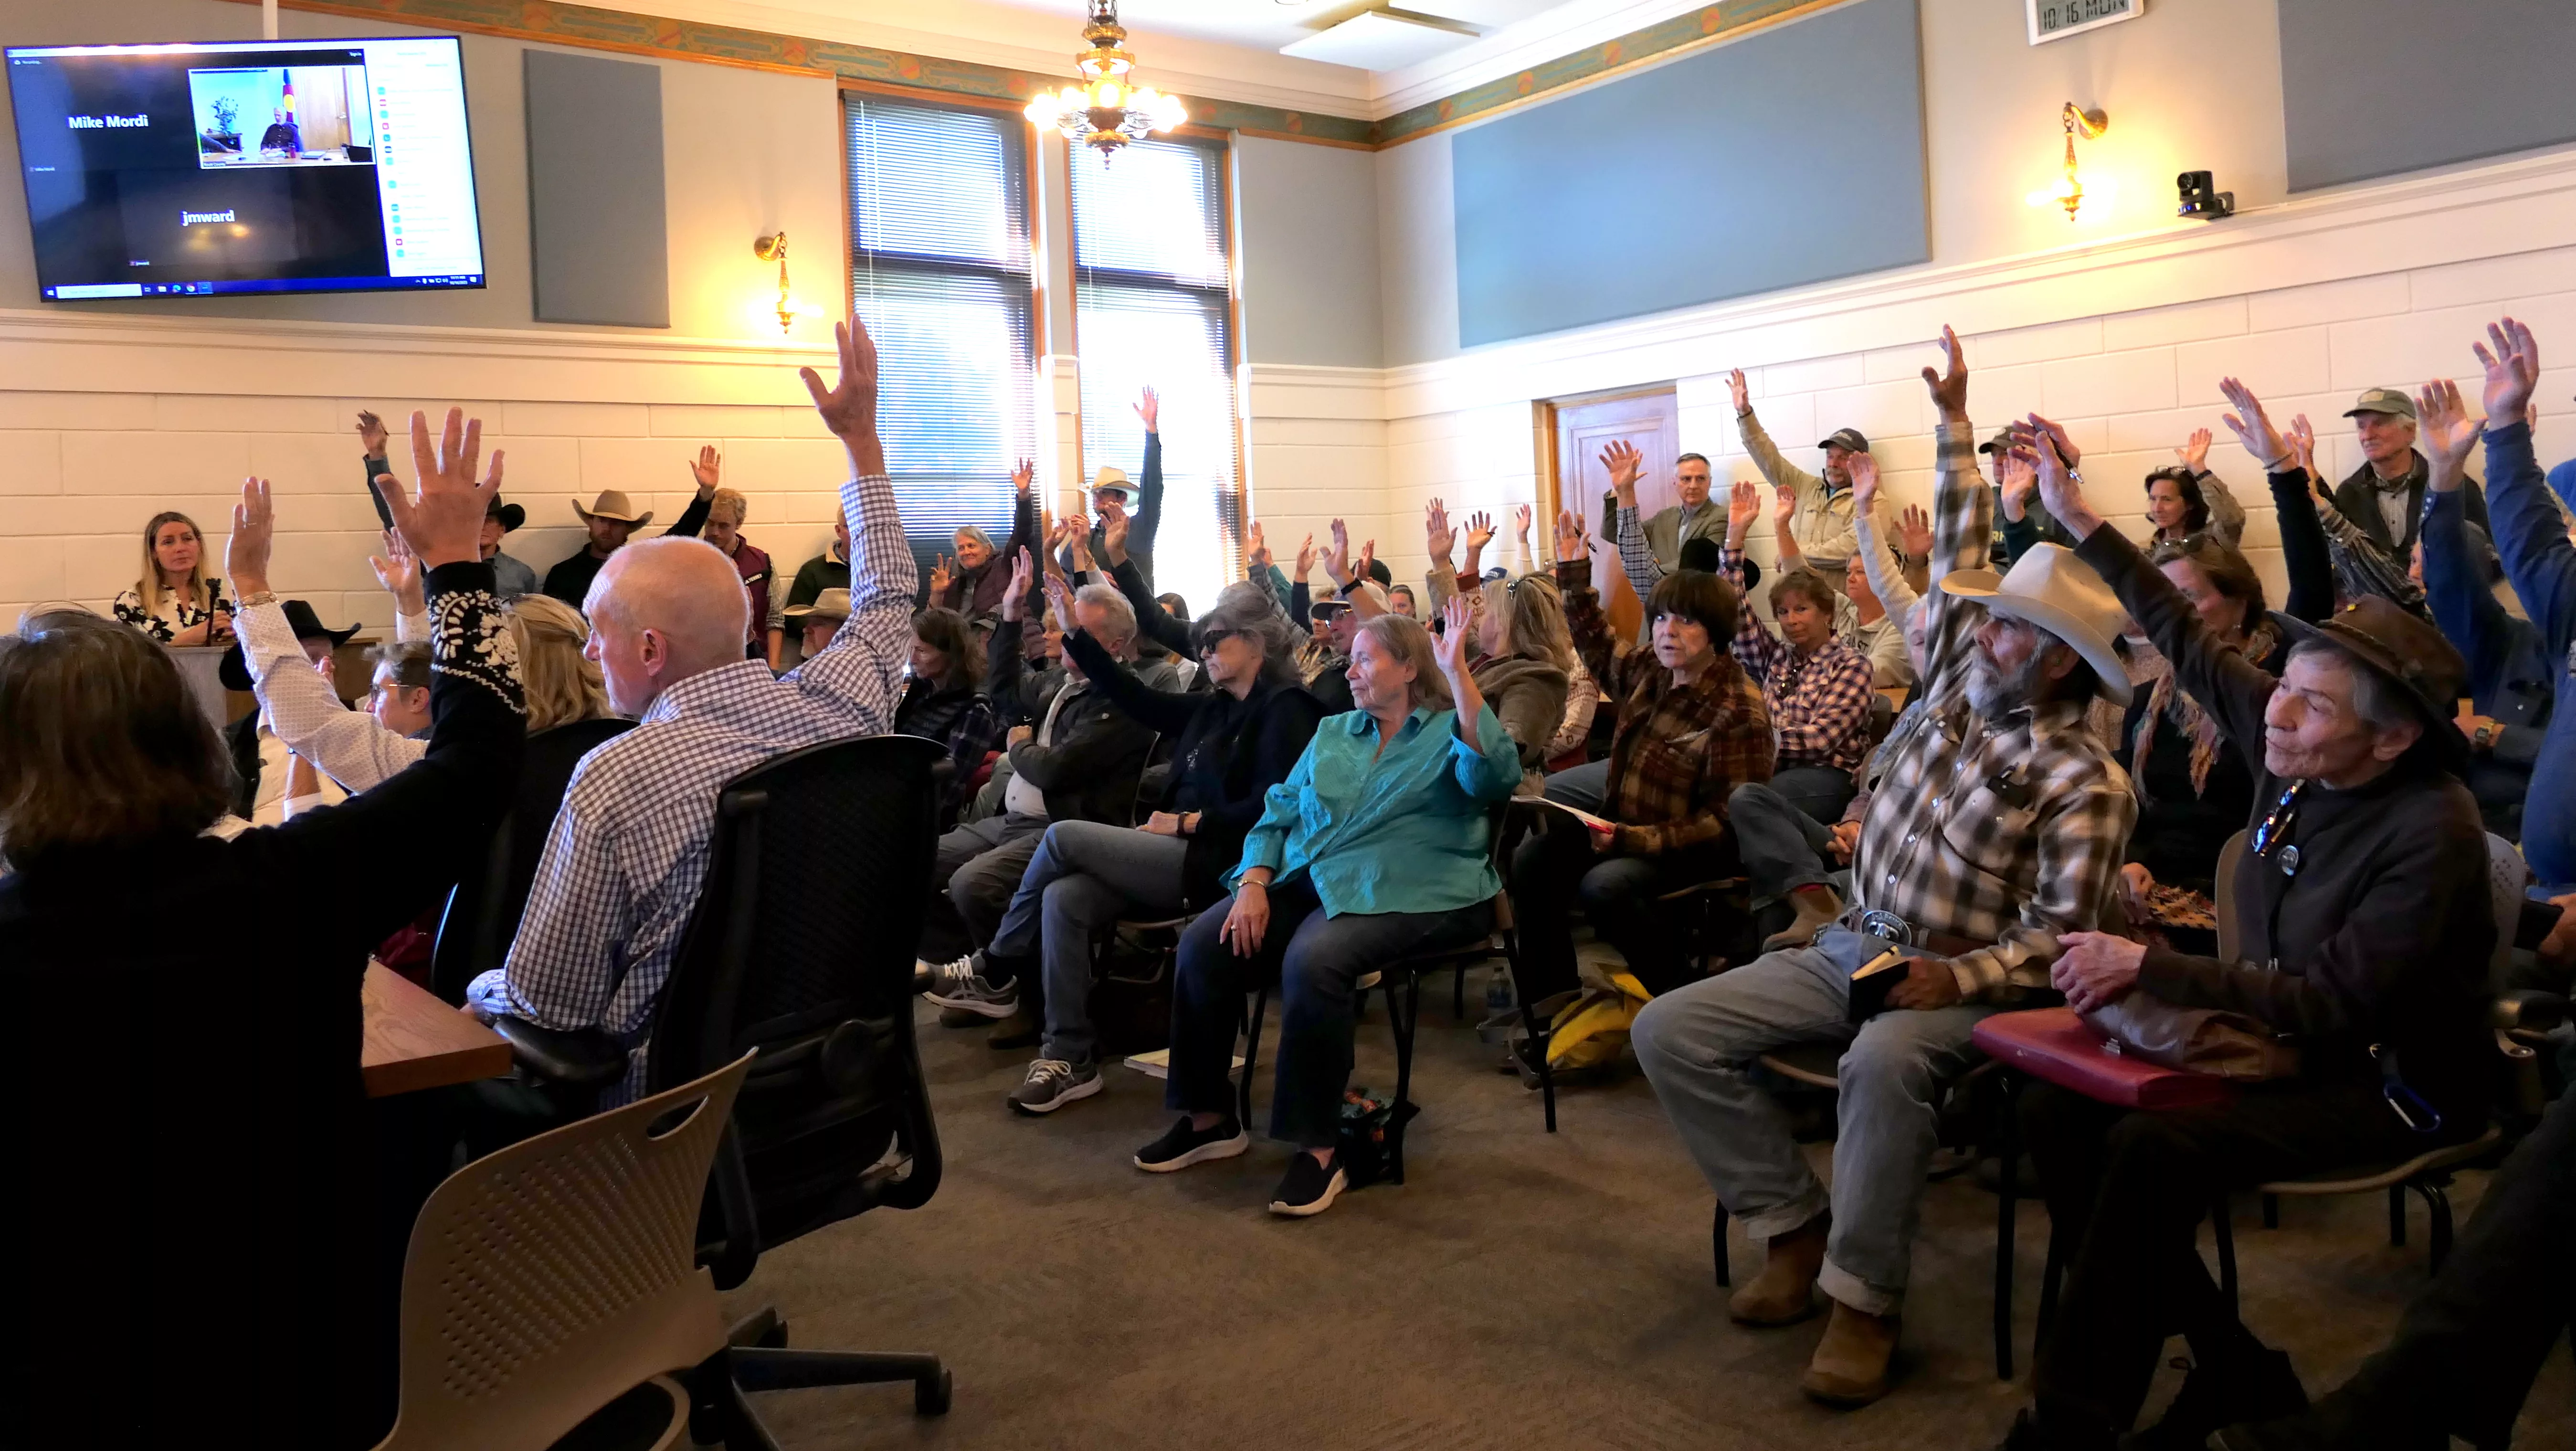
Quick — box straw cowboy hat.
[1089,466,1139,505]
[573,490,653,527]
[1939,542,2134,706]
[782,586,852,626]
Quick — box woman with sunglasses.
[1996,362,2502,1451]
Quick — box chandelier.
[1023,0,1187,158]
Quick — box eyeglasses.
[1198,626,1244,647]
[2249,780,2306,859]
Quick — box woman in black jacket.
[978,574,1326,1114]
[0,418,525,1451]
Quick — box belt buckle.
[1856,909,1914,947]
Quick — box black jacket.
[1065,624,1325,911]
[2077,525,2494,1127]
[2331,449,2487,556]
[542,492,712,610]
[987,616,1159,826]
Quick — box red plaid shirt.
[1723,546,1875,776]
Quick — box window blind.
[845,95,1034,578]
[1069,136,1240,617]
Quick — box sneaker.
[920,954,1017,1019]
[1133,1114,1249,1172]
[1267,1153,1348,1218]
[1008,1058,1102,1115]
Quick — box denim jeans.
[1540,759,1611,814]
[918,812,1049,964]
[1165,878,1491,1148]
[986,819,1189,1066]
[1768,763,1858,826]
[1729,780,1844,902]
[1629,929,1993,1315]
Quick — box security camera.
[2177,170,2234,220]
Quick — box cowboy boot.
[1729,1214,1827,1325]
[1801,1298,1900,1406]
[1764,884,1845,951]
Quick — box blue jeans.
[1768,763,1858,826]
[1166,878,1491,1149]
[1729,780,1849,903]
[1541,759,1610,813]
[987,820,1189,1066]
[1629,929,1993,1315]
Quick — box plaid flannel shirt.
[466,466,915,1102]
[1557,556,1775,854]
[1848,418,2136,1003]
[1722,544,1876,775]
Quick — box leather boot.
[986,1003,1042,1050]
[1764,884,1845,951]
[1728,1214,1827,1325]
[1801,1298,1900,1406]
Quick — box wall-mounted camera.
[2178,170,2235,220]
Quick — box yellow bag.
[1544,968,1653,1072]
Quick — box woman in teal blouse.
[1135,597,1522,1217]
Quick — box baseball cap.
[1818,427,1870,454]
[1977,428,2016,455]
[2343,387,2416,421]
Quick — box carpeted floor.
[720,964,2574,1450]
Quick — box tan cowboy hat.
[1089,465,1138,505]
[573,489,653,527]
[782,586,851,625]
[1939,543,2133,706]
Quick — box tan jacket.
[1739,408,1858,567]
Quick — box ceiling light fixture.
[1024,0,1187,159]
[2029,102,2108,220]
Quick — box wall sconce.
[2028,102,2108,221]
[752,231,804,334]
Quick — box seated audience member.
[1842,547,1912,691]
[465,314,914,1103]
[1134,604,1518,1217]
[772,510,851,668]
[1997,353,2497,1451]
[1721,481,1875,823]
[2330,384,2488,559]
[780,586,849,662]
[2213,1080,2576,1451]
[1085,387,1166,588]
[916,561,1164,1038]
[1467,572,1575,784]
[114,510,233,646]
[220,598,357,825]
[1730,367,1862,581]
[931,459,1038,631]
[1631,331,2136,1410]
[664,451,771,659]
[359,409,537,598]
[1988,429,2070,565]
[0,413,523,1450]
[1515,562,1774,1002]
[972,577,1327,1113]
[2266,413,2433,618]
[2414,381,2556,846]
[1386,582,1419,618]
[1602,444,1729,614]
[2141,426,2247,549]
[894,607,1001,830]
[541,454,718,610]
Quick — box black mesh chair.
[430,716,634,1004]
[493,733,956,1437]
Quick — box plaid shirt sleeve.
[1722,544,1782,680]
[1612,668,1775,857]
[468,773,635,1028]
[788,471,918,734]
[1946,763,2137,1002]
[1615,504,1664,601]
[1917,420,1993,703]
[1773,642,1874,763]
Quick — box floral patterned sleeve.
[112,590,167,641]
[426,568,525,714]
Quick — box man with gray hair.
[2329,384,2487,556]
[463,314,915,1105]
[917,553,1171,1044]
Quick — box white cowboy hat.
[1939,542,2133,706]
[1089,466,1139,504]
[573,489,654,527]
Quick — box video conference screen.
[5,36,485,298]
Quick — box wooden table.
[362,963,512,1098]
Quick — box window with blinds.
[1068,135,1241,617]
[845,94,1034,575]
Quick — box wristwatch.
[2471,721,2500,752]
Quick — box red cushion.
[1972,1007,2237,1112]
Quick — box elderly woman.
[896,606,1000,828]
[932,459,1040,632]
[1137,601,1521,1217]
[1469,572,1575,784]
[0,417,524,1449]
[113,510,234,646]
[980,574,1329,1114]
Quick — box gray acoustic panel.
[1451,0,1926,349]
[2281,0,2576,193]
[524,50,668,327]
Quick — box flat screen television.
[5,35,484,298]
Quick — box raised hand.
[1849,451,1881,515]
[928,554,954,596]
[1898,505,1934,560]
[1246,519,1271,570]
[2008,413,2094,535]
[1001,547,1034,621]
[1044,571,1079,635]
[1432,593,1476,678]
[2217,376,2290,469]
[1425,498,1456,563]
[1514,503,1533,542]
[1134,385,1160,434]
[1066,519,1096,573]
[1325,518,1352,583]
[689,444,721,495]
[1919,324,1968,419]
[1726,478,1762,539]
[1295,531,1316,582]
[384,407,503,570]
[355,409,389,457]
[1465,510,1496,551]
[225,475,278,598]
[2286,413,2318,479]
[1998,453,2038,521]
[2416,378,2480,491]
[1356,537,1377,583]
[1771,483,1797,535]
[800,313,883,466]
[1011,457,1035,497]
[1102,506,1132,563]
[2175,426,2212,475]
[369,527,425,617]
[1554,508,1587,563]
[1726,368,1751,413]
[2471,315,2540,426]
[1599,440,1644,503]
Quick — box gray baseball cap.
[1818,427,1871,454]
[2344,387,2416,421]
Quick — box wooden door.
[1550,388,1680,643]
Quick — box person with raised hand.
[1606,437,1728,611]
[1,406,527,1451]
[1137,597,1520,1218]
[1633,326,2136,1412]
[1996,374,2492,1451]
[1730,365,1861,585]
[2216,378,2406,623]
[540,439,720,613]
[2329,378,2489,560]
[465,313,917,1106]
[1078,387,1166,589]
[1719,477,1875,825]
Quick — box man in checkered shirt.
[1629,327,2138,1408]
[465,316,915,1104]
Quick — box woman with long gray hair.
[971,574,1331,1116]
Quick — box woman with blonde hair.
[509,593,613,733]
[1473,572,1575,783]
[113,510,234,645]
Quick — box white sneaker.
[919,954,1018,1018]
